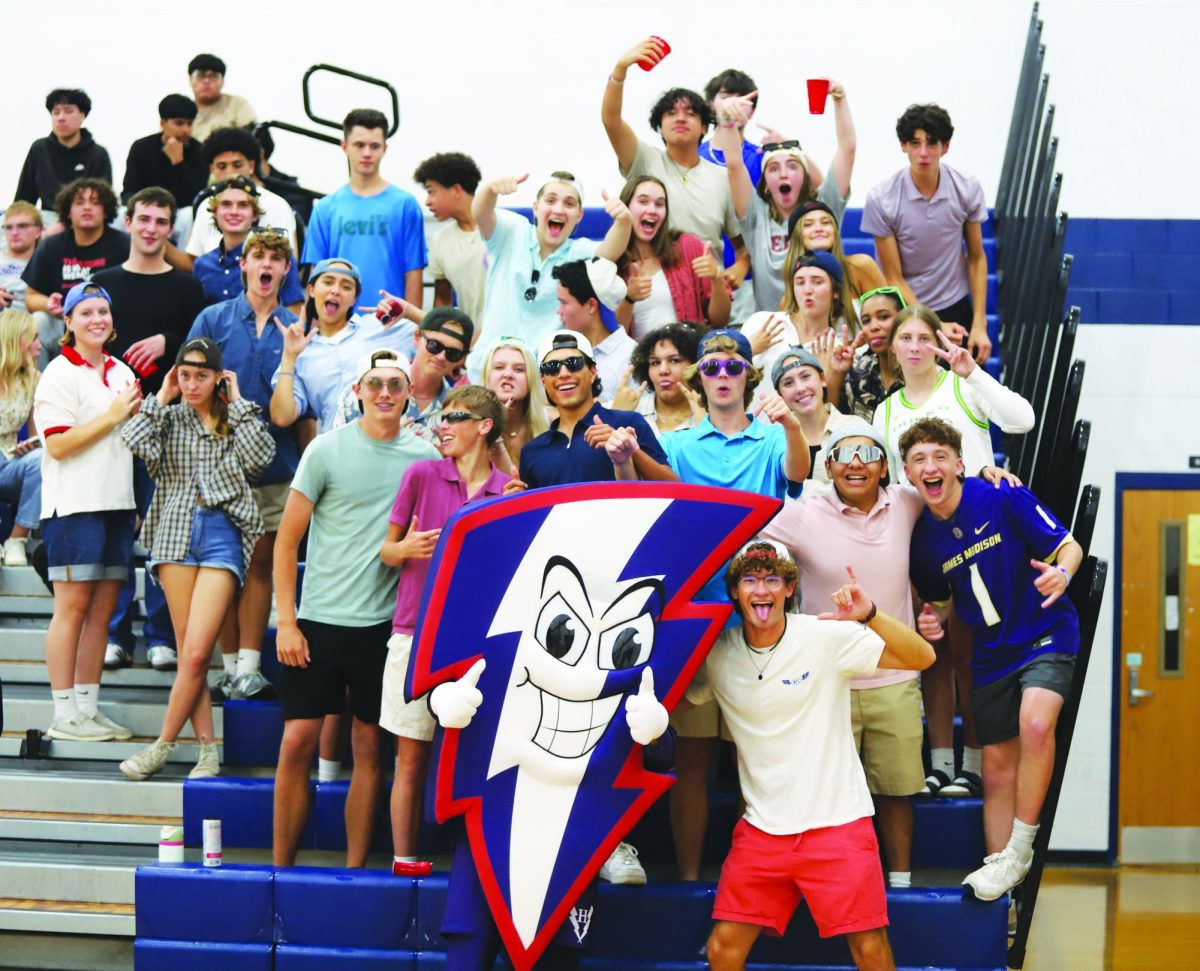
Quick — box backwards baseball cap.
[698,327,753,362]
[63,282,112,316]
[585,258,627,311]
[792,249,843,286]
[176,336,223,371]
[771,346,824,388]
[826,416,887,453]
[787,199,838,239]
[310,259,362,292]
[355,347,411,384]
[419,307,475,349]
[538,330,594,363]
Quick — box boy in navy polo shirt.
[902,418,1082,901]
[519,330,675,489]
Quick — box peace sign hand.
[931,329,977,378]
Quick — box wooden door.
[1118,489,1200,862]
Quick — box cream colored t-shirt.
[428,222,486,328]
[193,94,257,143]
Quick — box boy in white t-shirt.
[413,152,486,334]
[684,542,934,971]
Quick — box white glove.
[429,658,485,729]
[625,667,669,745]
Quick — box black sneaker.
[922,769,953,796]
[939,770,982,797]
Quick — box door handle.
[1128,666,1155,707]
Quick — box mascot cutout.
[407,482,780,969]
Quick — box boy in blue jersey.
[902,418,1082,901]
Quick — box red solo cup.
[807,78,830,114]
[124,354,158,378]
[638,36,671,71]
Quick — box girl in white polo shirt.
[33,283,141,743]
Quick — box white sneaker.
[232,670,276,700]
[598,841,646,885]
[2,537,28,566]
[104,643,133,669]
[120,738,178,781]
[47,713,115,742]
[88,711,133,741]
[189,742,220,779]
[962,847,1031,901]
[147,645,178,671]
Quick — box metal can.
[202,818,222,868]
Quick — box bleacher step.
[0,658,216,688]
[0,767,183,817]
[0,845,145,904]
[0,899,136,938]
[0,809,177,846]
[3,682,225,739]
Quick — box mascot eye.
[597,612,655,670]
[534,594,588,666]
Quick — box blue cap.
[310,259,362,291]
[63,282,112,316]
[698,328,753,362]
[791,249,843,285]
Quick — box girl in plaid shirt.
[117,337,275,780]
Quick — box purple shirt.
[389,456,511,634]
[859,162,987,312]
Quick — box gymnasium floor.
[1023,865,1200,969]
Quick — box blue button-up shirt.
[187,294,300,484]
[519,401,667,488]
[194,239,305,307]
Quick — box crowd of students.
[0,43,1084,971]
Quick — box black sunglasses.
[441,411,485,425]
[539,354,588,377]
[423,337,465,363]
[762,139,802,153]
[524,269,541,302]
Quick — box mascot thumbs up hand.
[431,658,486,729]
[624,667,669,745]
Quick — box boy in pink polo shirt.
[762,417,1019,888]
[378,384,521,876]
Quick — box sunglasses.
[423,337,465,363]
[539,354,588,377]
[829,444,884,465]
[247,225,289,241]
[761,139,802,153]
[737,574,786,591]
[441,411,485,425]
[361,377,407,393]
[858,286,907,309]
[698,358,747,378]
[524,269,541,302]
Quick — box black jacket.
[14,129,113,210]
[121,133,208,209]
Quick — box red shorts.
[713,816,888,938]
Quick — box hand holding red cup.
[638,36,671,71]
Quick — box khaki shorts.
[850,678,925,797]
[251,481,291,532]
[379,632,436,742]
[671,695,720,738]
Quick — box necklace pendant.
[757,674,763,681]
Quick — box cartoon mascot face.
[407,483,779,970]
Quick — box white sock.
[318,758,341,782]
[930,748,954,777]
[222,653,238,676]
[236,648,261,678]
[74,683,100,718]
[888,871,912,888]
[1007,818,1039,865]
[52,688,78,723]
[962,746,982,776]
[393,855,417,864]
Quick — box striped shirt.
[120,395,276,573]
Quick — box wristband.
[1057,565,1070,581]
[609,73,624,86]
[858,601,878,626]
[278,370,295,377]
[623,295,636,305]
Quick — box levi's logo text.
[336,215,390,237]
[942,532,1002,573]
[781,672,810,685]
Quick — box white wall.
[1050,324,1200,852]
[2,0,1196,218]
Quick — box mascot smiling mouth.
[527,679,623,758]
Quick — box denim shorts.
[153,507,244,582]
[43,509,136,582]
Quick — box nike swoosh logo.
[974,521,990,535]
